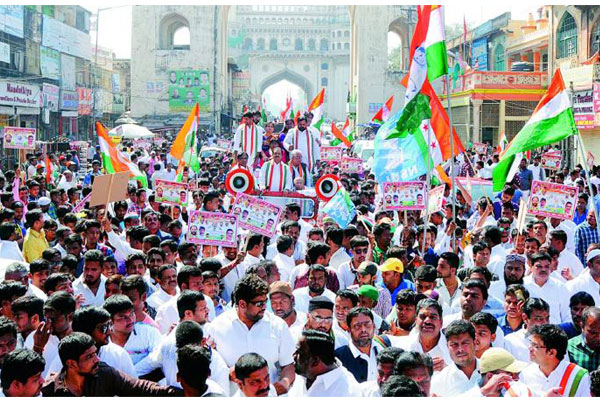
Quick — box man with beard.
[288,330,362,396]
[0,317,17,374]
[73,250,106,307]
[206,274,295,395]
[234,111,264,168]
[283,117,320,173]
[269,281,306,330]
[503,298,550,362]
[431,320,480,396]
[524,252,570,324]
[142,210,171,241]
[334,307,381,383]
[41,332,181,396]
[497,284,530,336]
[146,265,179,310]
[233,352,277,397]
[292,264,336,313]
[560,291,595,339]
[436,252,462,312]
[348,262,392,319]
[292,296,348,349]
[1,349,45,397]
[567,306,600,371]
[488,254,526,301]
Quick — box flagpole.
[423,124,431,257]
[445,74,457,251]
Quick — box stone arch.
[388,16,410,71]
[258,68,314,101]
[158,13,190,50]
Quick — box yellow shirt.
[23,228,49,263]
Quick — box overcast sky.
[86,4,539,59]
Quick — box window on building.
[308,38,316,50]
[321,62,328,70]
[295,38,303,50]
[344,42,350,50]
[591,20,600,56]
[556,12,577,59]
[321,77,328,86]
[159,14,191,50]
[494,44,505,71]
[270,38,278,50]
[320,39,329,51]
[257,38,265,50]
[344,30,350,38]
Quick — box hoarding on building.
[42,83,59,112]
[168,70,210,113]
[0,80,41,108]
[42,15,91,60]
[60,90,78,110]
[573,90,595,130]
[40,46,61,80]
[0,6,24,38]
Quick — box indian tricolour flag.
[96,122,148,187]
[330,118,354,147]
[280,94,293,121]
[423,5,448,82]
[371,96,394,125]
[493,69,578,191]
[308,88,325,130]
[170,103,200,179]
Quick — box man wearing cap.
[567,248,600,306]
[347,261,392,319]
[291,296,348,349]
[357,284,390,333]
[378,258,415,306]
[269,281,306,331]
[83,160,103,186]
[57,170,76,191]
[37,197,52,221]
[292,264,336,313]
[478,348,532,397]
[488,254,526,302]
[234,111,264,169]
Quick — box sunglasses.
[248,300,267,308]
[97,322,113,334]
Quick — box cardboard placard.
[382,181,426,210]
[187,211,238,247]
[541,151,562,170]
[473,142,488,155]
[340,157,363,174]
[3,127,36,150]
[89,171,130,207]
[426,185,446,215]
[154,179,189,207]
[320,146,343,163]
[231,192,283,237]
[528,180,579,220]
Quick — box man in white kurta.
[258,148,292,192]
[283,117,320,173]
[233,113,264,168]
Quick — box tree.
[388,46,404,71]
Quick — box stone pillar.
[472,99,483,143]
[534,51,541,71]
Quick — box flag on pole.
[308,88,325,130]
[492,69,578,191]
[330,119,354,147]
[371,96,394,125]
[280,94,292,121]
[170,103,200,177]
[96,122,148,187]
[322,187,356,229]
[294,109,301,127]
[45,155,53,185]
[423,5,448,82]
[496,131,508,153]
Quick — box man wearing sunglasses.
[337,235,370,290]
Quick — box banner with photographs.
[473,142,488,154]
[168,70,210,113]
[188,211,238,247]
[427,184,446,215]
[528,181,579,220]
[154,179,189,207]
[541,151,562,170]
[320,146,343,163]
[231,192,283,237]
[382,181,426,210]
[340,157,363,174]
[3,127,36,150]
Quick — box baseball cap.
[269,281,292,297]
[379,258,404,273]
[356,261,378,276]
[587,249,600,263]
[357,285,379,302]
[479,348,528,374]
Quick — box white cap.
[38,197,51,206]
[587,249,600,263]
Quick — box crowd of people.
[0,109,599,397]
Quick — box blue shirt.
[519,168,533,191]
[497,314,522,336]
[380,280,416,305]
[573,208,588,225]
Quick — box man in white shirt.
[283,116,320,174]
[529,155,546,181]
[73,250,106,307]
[520,324,590,396]
[271,235,296,283]
[523,252,571,324]
[389,298,451,373]
[549,230,584,279]
[483,226,508,277]
[289,329,362,397]
[160,162,177,182]
[292,265,336,313]
[325,226,351,272]
[269,281,307,331]
[337,236,370,290]
[548,217,577,254]
[233,111,264,169]
[146,265,179,310]
[566,249,600,306]
[238,232,265,273]
[232,353,279,397]
[431,320,481,396]
[205,274,296,395]
[503,298,550,362]
[258,148,292,192]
